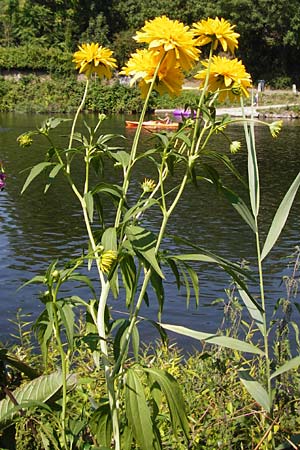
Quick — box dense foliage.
[1,0,300,84]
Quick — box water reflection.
[0,113,299,346]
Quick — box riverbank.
[0,74,300,116]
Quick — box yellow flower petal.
[194,55,252,102]
[134,15,200,71]
[73,43,117,79]
[192,17,239,54]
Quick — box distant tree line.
[0,0,300,85]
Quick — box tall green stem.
[114,57,164,227]
[66,78,90,173]
[51,284,69,450]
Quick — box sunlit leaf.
[0,372,76,426]
[160,324,264,355]
[21,162,53,194]
[239,370,271,412]
[270,356,300,380]
[238,288,264,333]
[125,369,155,450]
[261,171,300,261]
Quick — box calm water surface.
[0,112,299,347]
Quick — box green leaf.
[89,403,112,448]
[221,185,256,232]
[84,192,94,223]
[239,370,271,412]
[125,369,155,450]
[160,324,264,355]
[92,182,123,200]
[21,162,53,194]
[109,150,130,168]
[261,171,300,261]
[150,270,165,319]
[270,356,300,380]
[101,227,118,251]
[144,368,189,441]
[126,225,164,278]
[123,199,158,224]
[246,122,260,217]
[56,300,75,349]
[120,255,137,308]
[68,274,96,298]
[238,288,264,333]
[44,163,64,193]
[0,372,76,426]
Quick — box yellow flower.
[194,56,252,102]
[100,250,117,274]
[192,17,239,53]
[73,43,117,79]
[120,49,184,98]
[269,120,283,138]
[17,133,33,147]
[141,178,156,193]
[230,141,241,153]
[134,16,200,71]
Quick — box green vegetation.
[1,0,300,83]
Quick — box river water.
[0,112,299,347]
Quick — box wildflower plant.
[13,15,300,450]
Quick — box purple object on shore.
[173,108,195,118]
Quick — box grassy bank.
[1,75,300,115]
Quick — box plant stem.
[66,78,90,173]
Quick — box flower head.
[134,16,200,71]
[194,55,252,102]
[0,172,7,191]
[120,49,184,98]
[192,17,239,53]
[73,43,117,79]
[230,141,241,153]
[100,250,117,274]
[141,178,156,193]
[269,120,283,138]
[17,133,33,147]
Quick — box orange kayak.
[125,120,179,130]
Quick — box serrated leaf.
[125,369,155,450]
[0,372,76,426]
[261,171,300,261]
[270,356,300,380]
[126,225,164,278]
[144,368,189,441]
[21,162,53,194]
[160,324,264,355]
[239,370,271,412]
